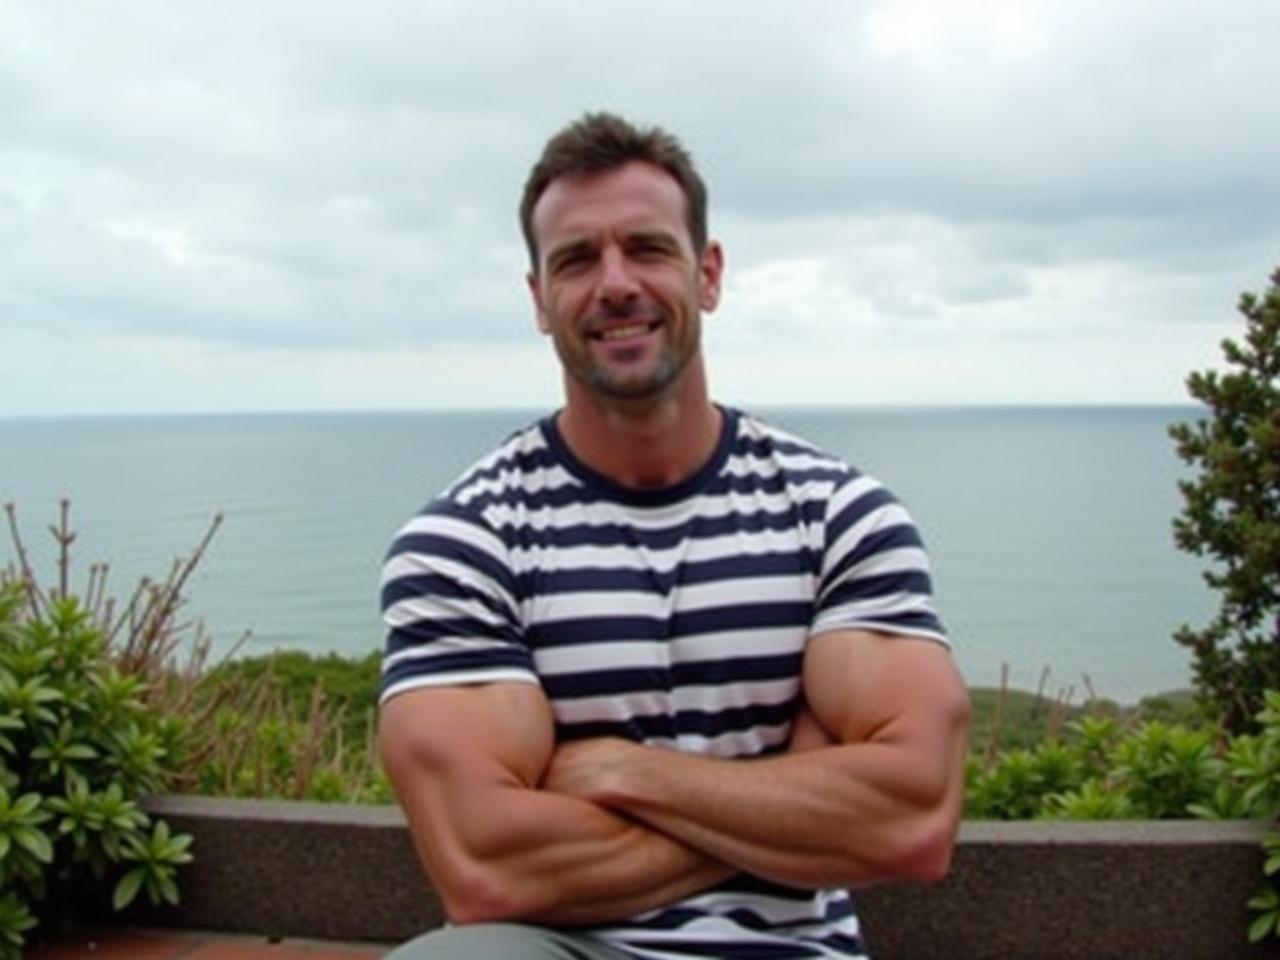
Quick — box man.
[378,112,969,960]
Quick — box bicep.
[802,631,969,787]
[379,681,554,791]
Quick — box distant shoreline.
[0,402,1206,423]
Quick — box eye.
[628,238,670,259]
[549,247,594,276]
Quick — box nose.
[597,245,640,309]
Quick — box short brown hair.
[519,112,708,267]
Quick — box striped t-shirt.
[380,406,949,960]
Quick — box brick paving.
[28,928,387,959]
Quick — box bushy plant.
[966,716,1222,821]
[1217,690,1280,943]
[969,688,1280,945]
[1169,264,1280,734]
[187,671,391,804]
[0,582,192,957]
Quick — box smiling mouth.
[591,320,661,341]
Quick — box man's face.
[527,161,722,404]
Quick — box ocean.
[0,406,1213,703]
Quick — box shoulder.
[439,418,561,510]
[727,409,865,496]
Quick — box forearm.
[404,774,732,925]
[563,740,962,890]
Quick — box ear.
[527,270,551,334]
[697,240,724,313]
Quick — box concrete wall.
[126,796,1272,960]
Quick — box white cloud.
[1,0,1278,414]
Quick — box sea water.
[0,406,1212,703]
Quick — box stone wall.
[126,797,1271,960]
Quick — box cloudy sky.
[3,0,1278,416]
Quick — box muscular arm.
[378,681,731,926]
[546,630,969,890]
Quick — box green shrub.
[970,688,1280,945]
[187,653,390,804]
[0,582,192,957]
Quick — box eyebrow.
[625,230,680,250]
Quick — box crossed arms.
[378,629,969,926]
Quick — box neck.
[557,357,722,489]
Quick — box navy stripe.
[722,907,826,933]
[730,431,855,469]
[716,874,815,901]
[544,667,672,698]
[821,523,924,591]
[678,602,812,637]
[610,898,884,938]
[823,896,855,922]
[543,657,802,696]
[389,531,518,599]
[824,484,898,546]
[556,698,797,743]
[614,939,821,959]
[463,469,841,516]
[382,572,516,623]
[824,609,945,635]
[451,444,560,493]
[527,603,812,649]
[820,569,934,608]
[514,551,817,597]
[494,503,827,552]
[385,616,519,652]
[807,932,867,954]
[611,907,707,931]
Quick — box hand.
[543,737,643,804]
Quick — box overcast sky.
[3,0,1278,416]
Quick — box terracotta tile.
[28,931,193,960]
[183,946,293,960]
[185,944,383,960]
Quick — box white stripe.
[548,678,797,716]
[682,888,835,924]
[379,669,538,706]
[826,471,885,511]
[836,543,931,578]
[674,574,813,610]
[390,512,508,561]
[671,626,809,661]
[383,589,510,631]
[531,575,811,623]
[671,678,799,714]
[822,502,914,580]
[480,484,836,533]
[671,722,791,758]
[822,589,931,621]
[532,626,805,674]
[811,617,950,648]
[455,462,581,504]
[510,527,820,574]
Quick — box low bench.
[121,796,1270,960]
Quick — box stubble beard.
[562,300,700,402]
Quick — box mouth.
[588,319,662,342]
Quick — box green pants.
[383,923,635,960]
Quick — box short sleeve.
[379,499,538,705]
[811,473,949,646]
